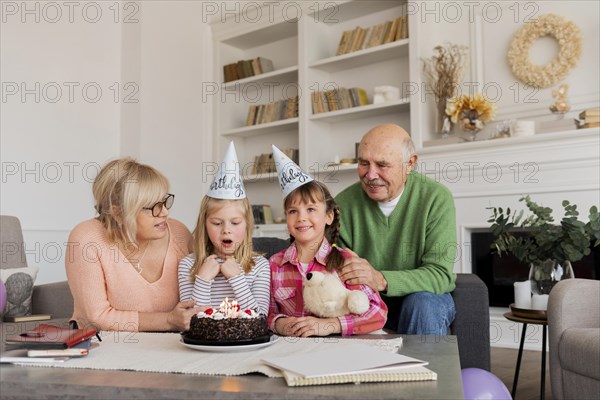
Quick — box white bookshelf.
[211,0,415,217]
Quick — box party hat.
[207,141,246,199]
[272,145,313,198]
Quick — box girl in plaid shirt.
[268,180,387,336]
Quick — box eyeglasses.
[143,194,174,217]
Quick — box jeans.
[384,292,455,335]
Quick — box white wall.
[1,1,122,284]
[136,0,212,230]
[1,1,212,284]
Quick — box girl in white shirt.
[178,196,270,315]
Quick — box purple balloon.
[462,368,512,400]
[0,279,6,315]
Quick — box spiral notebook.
[262,343,437,387]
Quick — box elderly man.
[336,124,457,335]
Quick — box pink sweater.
[66,218,191,331]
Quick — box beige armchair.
[1,215,73,319]
[548,278,600,399]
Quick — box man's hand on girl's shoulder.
[339,248,388,292]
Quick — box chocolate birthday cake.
[187,299,268,343]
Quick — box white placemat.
[8,333,403,377]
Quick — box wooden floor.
[491,347,552,400]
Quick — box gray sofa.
[548,278,600,399]
[29,236,490,370]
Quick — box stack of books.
[311,87,369,114]
[1,323,98,364]
[335,15,408,56]
[245,96,298,126]
[577,109,600,129]
[251,148,298,175]
[223,57,274,83]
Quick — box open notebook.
[262,343,437,387]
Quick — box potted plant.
[487,196,600,294]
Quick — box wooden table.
[504,311,548,400]
[1,321,463,399]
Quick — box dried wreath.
[507,14,582,89]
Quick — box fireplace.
[470,231,600,307]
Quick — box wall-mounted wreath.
[507,13,582,89]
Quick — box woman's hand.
[220,257,242,279]
[196,255,221,281]
[275,316,341,337]
[167,300,201,331]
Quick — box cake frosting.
[187,298,269,342]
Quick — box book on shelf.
[383,18,400,44]
[581,115,600,124]
[349,27,367,52]
[3,314,52,323]
[579,108,600,119]
[368,22,385,48]
[252,148,297,175]
[311,87,369,114]
[578,121,600,129]
[223,57,275,83]
[399,15,409,40]
[355,88,369,106]
[262,343,436,387]
[325,89,340,111]
[336,29,352,55]
[256,57,274,74]
[577,109,599,126]
[245,97,299,126]
[380,20,394,45]
[4,324,97,350]
[335,15,407,55]
[345,28,359,54]
[360,27,374,50]
[245,105,258,126]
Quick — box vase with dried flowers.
[422,43,468,138]
[446,93,496,141]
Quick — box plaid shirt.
[268,238,387,335]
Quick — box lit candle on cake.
[219,297,240,318]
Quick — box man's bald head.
[357,124,418,202]
[360,124,415,163]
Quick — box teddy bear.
[302,271,370,317]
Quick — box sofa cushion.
[32,281,74,319]
[0,266,38,317]
[559,327,600,381]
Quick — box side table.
[503,311,548,400]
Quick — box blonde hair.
[189,196,255,279]
[93,158,169,247]
[284,180,344,271]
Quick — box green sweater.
[335,172,457,297]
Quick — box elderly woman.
[66,158,199,331]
